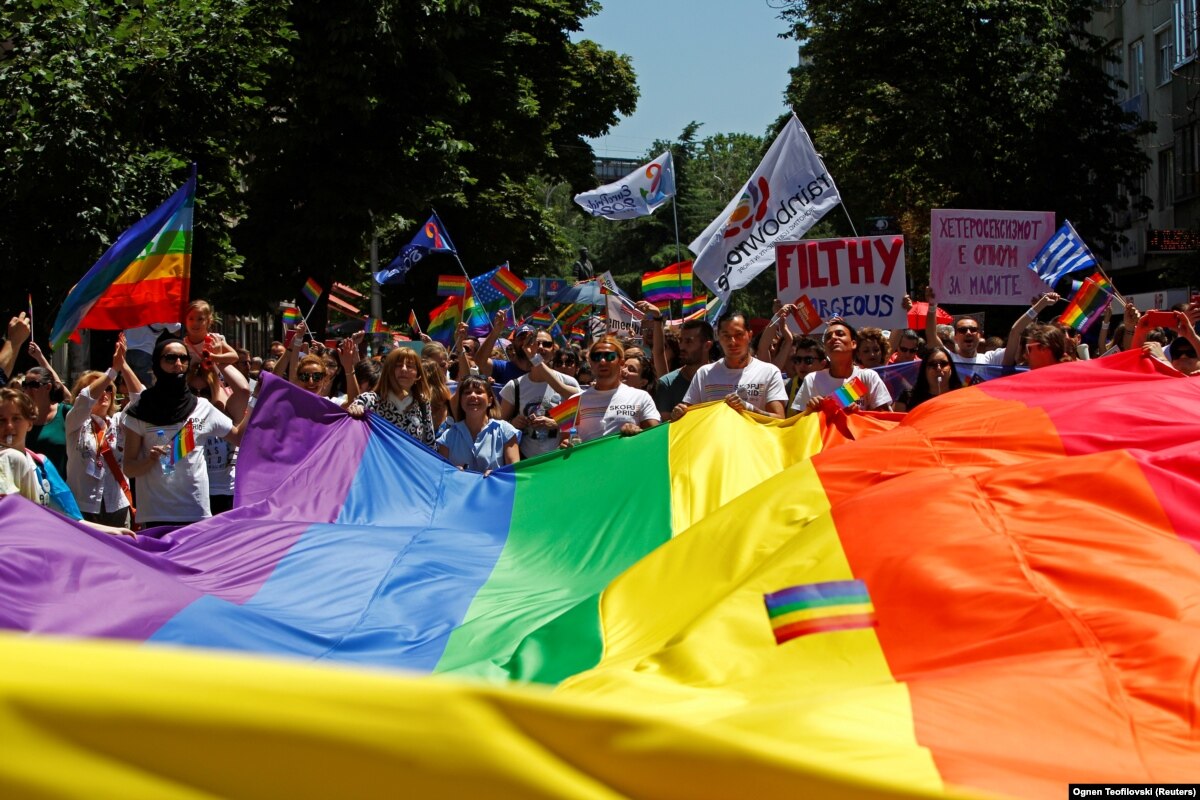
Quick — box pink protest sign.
[930,209,1053,305]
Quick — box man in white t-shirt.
[673,313,787,420]
[792,318,893,415]
[500,345,582,459]
[570,338,659,443]
[923,293,1004,368]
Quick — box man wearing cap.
[474,311,537,385]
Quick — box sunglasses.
[297,372,326,383]
[955,326,979,334]
[536,340,555,349]
[792,356,821,365]
[589,351,619,363]
[929,361,951,369]
[99,385,116,395]
[160,353,190,364]
[22,379,47,389]
[899,345,919,354]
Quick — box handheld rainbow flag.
[526,308,555,327]
[364,318,388,334]
[1059,273,1115,332]
[764,580,877,644]
[461,287,492,338]
[569,324,586,343]
[301,278,323,305]
[489,266,528,303]
[282,307,303,326]
[681,295,707,318]
[825,376,868,410]
[641,260,693,304]
[437,275,468,298]
[407,310,421,335]
[427,296,461,346]
[50,168,196,348]
[546,394,580,428]
[169,420,196,467]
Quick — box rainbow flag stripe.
[282,307,302,325]
[681,295,707,317]
[364,317,388,334]
[426,296,460,346]
[764,580,877,644]
[526,308,554,326]
[437,275,468,297]
[169,420,196,466]
[50,172,195,348]
[3,353,1200,797]
[301,278,323,305]
[827,376,867,409]
[1059,273,1113,332]
[641,260,693,304]
[546,394,580,428]
[489,267,527,302]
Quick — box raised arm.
[337,336,362,406]
[1002,292,1061,367]
[1,313,31,377]
[635,301,669,377]
[472,310,508,378]
[26,340,72,403]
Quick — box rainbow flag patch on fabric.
[547,394,580,428]
[170,420,197,466]
[764,579,877,644]
[826,376,867,410]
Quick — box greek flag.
[1026,221,1097,286]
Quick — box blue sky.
[578,0,799,159]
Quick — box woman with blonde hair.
[348,346,437,446]
[422,358,453,431]
[65,335,144,527]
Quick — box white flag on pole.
[574,152,676,220]
[691,115,842,299]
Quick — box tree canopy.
[780,0,1151,284]
[0,0,637,331]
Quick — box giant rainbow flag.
[50,169,196,348]
[2,353,1199,797]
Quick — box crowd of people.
[1,287,1197,536]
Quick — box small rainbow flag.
[407,310,421,335]
[169,421,197,467]
[489,266,528,303]
[437,275,468,297]
[681,295,707,318]
[547,394,581,428]
[526,308,554,327]
[301,278,323,305]
[569,325,586,343]
[282,307,302,325]
[763,579,877,645]
[641,260,693,304]
[364,317,388,334]
[427,296,461,346]
[1059,273,1114,332]
[825,376,868,411]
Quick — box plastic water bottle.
[568,427,582,447]
[156,429,174,475]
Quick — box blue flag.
[374,212,457,285]
[1026,221,1097,286]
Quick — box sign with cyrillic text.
[931,209,1053,305]
[776,236,907,331]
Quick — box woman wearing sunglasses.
[567,337,659,444]
[121,336,251,529]
[293,355,330,395]
[65,335,144,528]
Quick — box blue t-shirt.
[436,419,519,473]
[491,359,526,385]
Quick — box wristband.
[105,367,119,380]
[1025,307,1039,320]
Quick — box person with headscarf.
[121,335,250,529]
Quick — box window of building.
[1106,43,1124,98]
[1159,148,1176,210]
[1130,40,1146,96]
[1158,26,1176,85]
[1177,124,1200,200]
[1176,0,1199,66]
